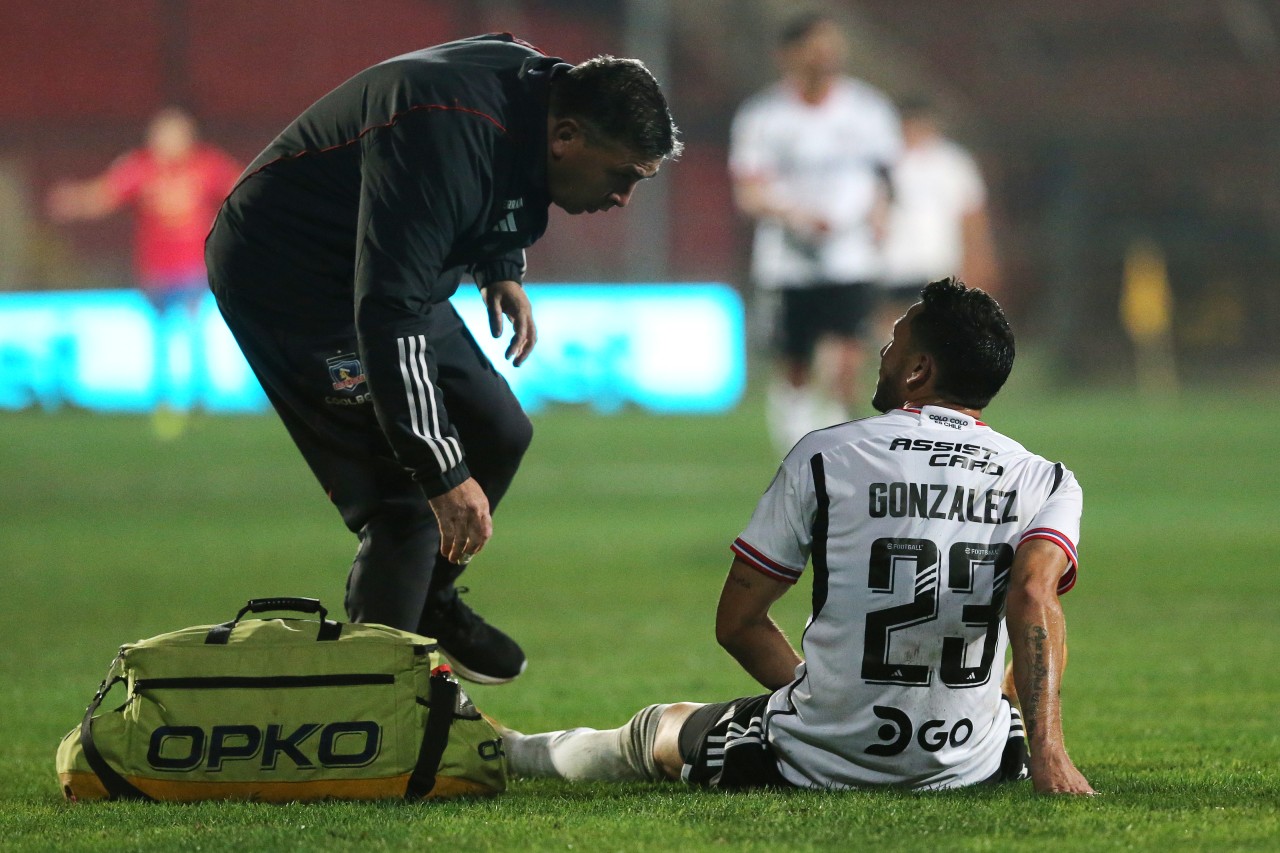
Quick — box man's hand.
[482,280,538,366]
[1030,750,1097,795]
[782,210,832,245]
[732,176,829,245]
[427,477,492,564]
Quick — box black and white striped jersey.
[731,405,1082,790]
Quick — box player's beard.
[870,377,897,414]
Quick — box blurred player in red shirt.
[47,107,242,436]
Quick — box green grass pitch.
[0,379,1276,851]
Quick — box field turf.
[0,379,1276,851]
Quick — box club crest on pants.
[325,353,369,405]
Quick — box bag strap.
[405,670,459,799]
[79,656,152,801]
[205,597,342,645]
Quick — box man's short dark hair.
[911,278,1015,409]
[550,56,682,161]
[778,11,835,48]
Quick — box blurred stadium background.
[2,3,1279,847]
[2,0,1277,385]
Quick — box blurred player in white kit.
[505,278,1095,796]
[881,97,999,319]
[729,12,902,454]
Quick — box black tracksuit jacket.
[207,34,567,496]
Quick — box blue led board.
[0,284,745,415]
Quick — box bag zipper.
[134,674,395,690]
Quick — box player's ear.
[548,118,584,157]
[904,351,933,392]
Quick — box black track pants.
[216,297,532,632]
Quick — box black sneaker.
[422,587,527,685]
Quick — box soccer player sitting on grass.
[505,278,1095,795]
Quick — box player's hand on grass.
[1030,750,1096,796]
[428,477,492,564]
[482,279,537,366]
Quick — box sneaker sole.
[441,651,528,685]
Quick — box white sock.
[505,704,669,782]
[767,382,816,455]
[813,394,850,430]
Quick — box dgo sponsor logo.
[147,722,382,771]
[865,706,974,756]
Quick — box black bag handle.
[78,653,151,801]
[205,597,342,645]
[405,671,459,799]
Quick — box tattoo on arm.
[727,572,754,591]
[1024,625,1049,736]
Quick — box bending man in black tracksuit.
[206,34,681,684]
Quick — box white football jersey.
[731,405,1081,790]
[729,77,902,288]
[882,137,987,286]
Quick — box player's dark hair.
[911,277,1015,409]
[778,11,835,48]
[550,56,682,161]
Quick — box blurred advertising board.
[0,284,745,415]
